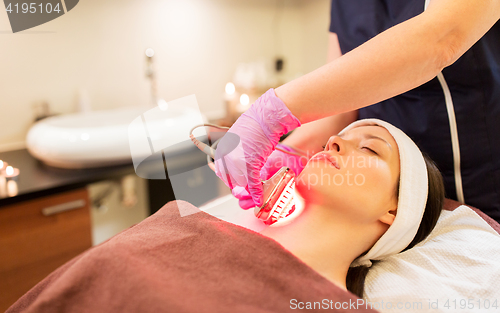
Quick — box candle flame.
[225,82,235,95]
[240,94,250,106]
[6,166,14,176]
[0,160,3,168]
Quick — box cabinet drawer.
[0,188,92,311]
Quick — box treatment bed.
[6,197,500,313]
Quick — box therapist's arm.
[282,33,357,155]
[276,0,500,123]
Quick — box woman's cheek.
[363,163,394,193]
[295,168,317,200]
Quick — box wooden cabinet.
[0,188,92,311]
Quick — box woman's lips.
[311,153,340,169]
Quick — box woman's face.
[295,125,400,224]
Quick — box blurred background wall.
[0,0,330,151]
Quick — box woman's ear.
[379,209,396,226]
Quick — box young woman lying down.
[9,119,493,313]
[260,118,445,298]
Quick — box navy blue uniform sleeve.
[329,0,337,33]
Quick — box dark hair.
[346,153,445,298]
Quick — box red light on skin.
[255,168,296,224]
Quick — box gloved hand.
[214,88,301,207]
[232,144,309,210]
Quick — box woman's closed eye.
[362,146,378,155]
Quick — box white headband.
[340,119,429,268]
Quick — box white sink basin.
[27,96,206,169]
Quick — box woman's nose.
[327,136,345,155]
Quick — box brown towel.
[7,201,378,313]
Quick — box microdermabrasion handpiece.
[190,132,296,225]
[254,167,296,225]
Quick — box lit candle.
[7,180,18,197]
[224,82,236,100]
[224,82,239,123]
[237,93,251,113]
[239,93,250,106]
[5,166,19,181]
[0,174,6,198]
[0,160,8,174]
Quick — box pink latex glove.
[232,144,309,210]
[214,88,301,207]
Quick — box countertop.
[0,146,208,208]
[0,149,135,207]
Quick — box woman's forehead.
[340,125,399,153]
[340,124,390,138]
